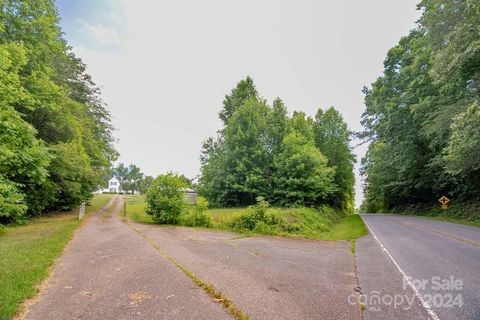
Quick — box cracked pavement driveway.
[23,197,361,320]
[131,224,361,320]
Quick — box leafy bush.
[179,197,211,227]
[225,198,342,237]
[145,173,189,224]
[229,197,279,231]
[0,177,27,224]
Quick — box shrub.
[229,197,279,231]
[0,177,27,224]
[179,197,211,227]
[145,173,189,224]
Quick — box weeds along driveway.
[23,196,360,320]
[129,222,361,320]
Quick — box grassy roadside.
[320,215,368,241]
[383,201,480,227]
[364,210,480,228]
[123,195,368,241]
[417,215,480,227]
[123,195,153,223]
[0,194,113,319]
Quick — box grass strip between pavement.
[123,220,250,320]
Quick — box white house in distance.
[97,178,197,199]
[98,177,122,194]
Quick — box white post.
[79,202,86,220]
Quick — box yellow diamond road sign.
[439,195,450,209]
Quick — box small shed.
[184,188,197,205]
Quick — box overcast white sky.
[56,0,421,206]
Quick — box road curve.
[359,214,480,320]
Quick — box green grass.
[0,194,113,319]
[86,194,114,215]
[209,206,337,238]
[208,206,368,240]
[374,209,480,228]
[122,195,368,241]
[418,215,480,227]
[387,201,480,227]
[123,195,153,224]
[319,215,368,241]
[208,208,246,229]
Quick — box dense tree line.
[199,77,355,212]
[361,0,480,211]
[0,0,116,223]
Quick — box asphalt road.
[23,197,361,320]
[360,214,480,320]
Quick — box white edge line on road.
[362,218,441,320]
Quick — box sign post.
[438,196,450,209]
[79,201,86,220]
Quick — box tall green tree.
[219,76,258,125]
[223,99,272,205]
[0,0,117,220]
[201,77,354,209]
[361,0,480,211]
[0,107,50,222]
[314,108,355,212]
[123,164,144,194]
[273,131,336,206]
[138,175,154,195]
[442,103,480,198]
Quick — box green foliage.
[110,164,161,195]
[199,77,353,209]
[443,103,480,176]
[361,1,480,211]
[119,164,144,194]
[214,199,363,240]
[120,195,366,241]
[314,108,355,212]
[0,106,50,222]
[322,215,368,241]
[391,201,480,225]
[222,99,272,204]
[229,197,279,231]
[138,175,154,194]
[0,0,117,222]
[0,177,27,224]
[123,195,154,224]
[113,163,129,182]
[0,213,80,318]
[219,76,258,125]
[179,197,212,227]
[0,194,112,319]
[146,173,189,224]
[200,98,273,206]
[289,111,314,141]
[273,132,336,206]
